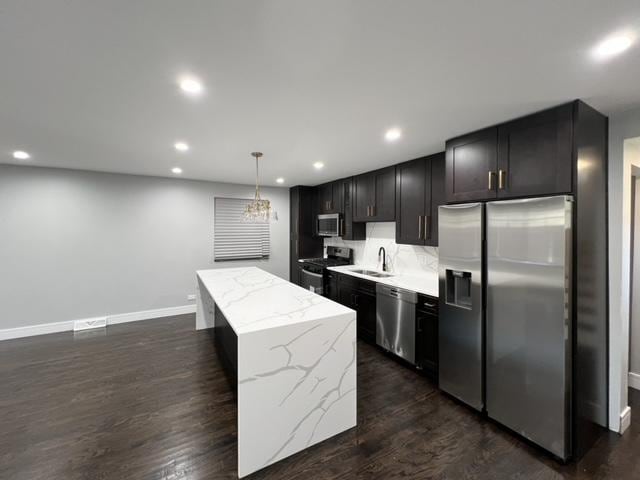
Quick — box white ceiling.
[1,1,640,187]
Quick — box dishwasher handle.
[375,283,417,303]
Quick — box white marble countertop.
[327,265,439,297]
[197,267,354,335]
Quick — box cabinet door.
[355,292,376,343]
[317,182,333,214]
[337,282,356,309]
[416,309,438,378]
[445,127,498,203]
[497,104,573,198]
[372,166,396,221]
[330,180,344,214]
[342,178,366,240]
[353,173,374,221]
[396,158,427,245]
[426,152,445,246]
[324,271,338,301]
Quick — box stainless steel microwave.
[317,213,342,237]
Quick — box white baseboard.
[0,320,75,341]
[620,405,632,434]
[0,305,196,342]
[629,371,640,391]
[107,305,195,325]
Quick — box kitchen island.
[195,267,357,478]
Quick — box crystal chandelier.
[243,152,272,222]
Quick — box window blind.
[214,197,270,261]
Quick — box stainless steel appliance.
[438,196,575,460]
[298,246,352,293]
[376,284,418,364]
[316,213,342,237]
[486,196,573,460]
[438,203,485,411]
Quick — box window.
[214,197,270,261]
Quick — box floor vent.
[73,317,107,331]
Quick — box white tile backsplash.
[324,222,438,275]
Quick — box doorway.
[630,159,640,393]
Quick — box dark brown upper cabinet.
[395,152,445,246]
[317,180,343,214]
[496,103,573,198]
[445,102,576,203]
[353,166,396,222]
[341,178,366,240]
[445,127,498,203]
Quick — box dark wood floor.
[1,315,638,480]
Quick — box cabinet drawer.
[417,293,439,315]
[337,273,376,296]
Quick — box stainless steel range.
[298,246,352,294]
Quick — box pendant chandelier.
[243,151,272,222]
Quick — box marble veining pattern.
[196,267,357,478]
[324,222,439,275]
[197,266,353,334]
[324,222,439,296]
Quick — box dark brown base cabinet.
[290,186,323,286]
[334,273,377,343]
[416,294,438,381]
[445,100,592,203]
[331,273,439,379]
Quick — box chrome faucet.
[378,247,387,272]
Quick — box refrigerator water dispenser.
[445,270,472,309]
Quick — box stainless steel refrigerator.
[439,195,573,460]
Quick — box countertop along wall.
[324,222,438,276]
[0,165,289,332]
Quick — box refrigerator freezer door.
[438,203,484,411]
[486,195,572,460]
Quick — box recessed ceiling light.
[178,76,203,95]
[174,141,189,152]
[313,162,324,170]
[593,32,635,59]
[276,177,285,184]
[12,150,31,160]
[172,167,183,174]
[385,127,402,142]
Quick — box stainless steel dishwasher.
[376,283,418,364]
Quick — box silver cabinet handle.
[498,169,506,190]
[418,216,423,239]
[423,301,437,308]
[488,171,495,190]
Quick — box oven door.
[300,267,324,294]
[317,214,342,237]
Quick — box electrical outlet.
[187,294,196,301]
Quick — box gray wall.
[0,165,289,330]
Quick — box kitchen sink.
[350,269,394,278]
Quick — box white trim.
[629,371,640,391]
[0,320,74,341]
[620,405,632,434]
[74,316,107,331]
[0,305,196,341]
[107,305,195,325]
